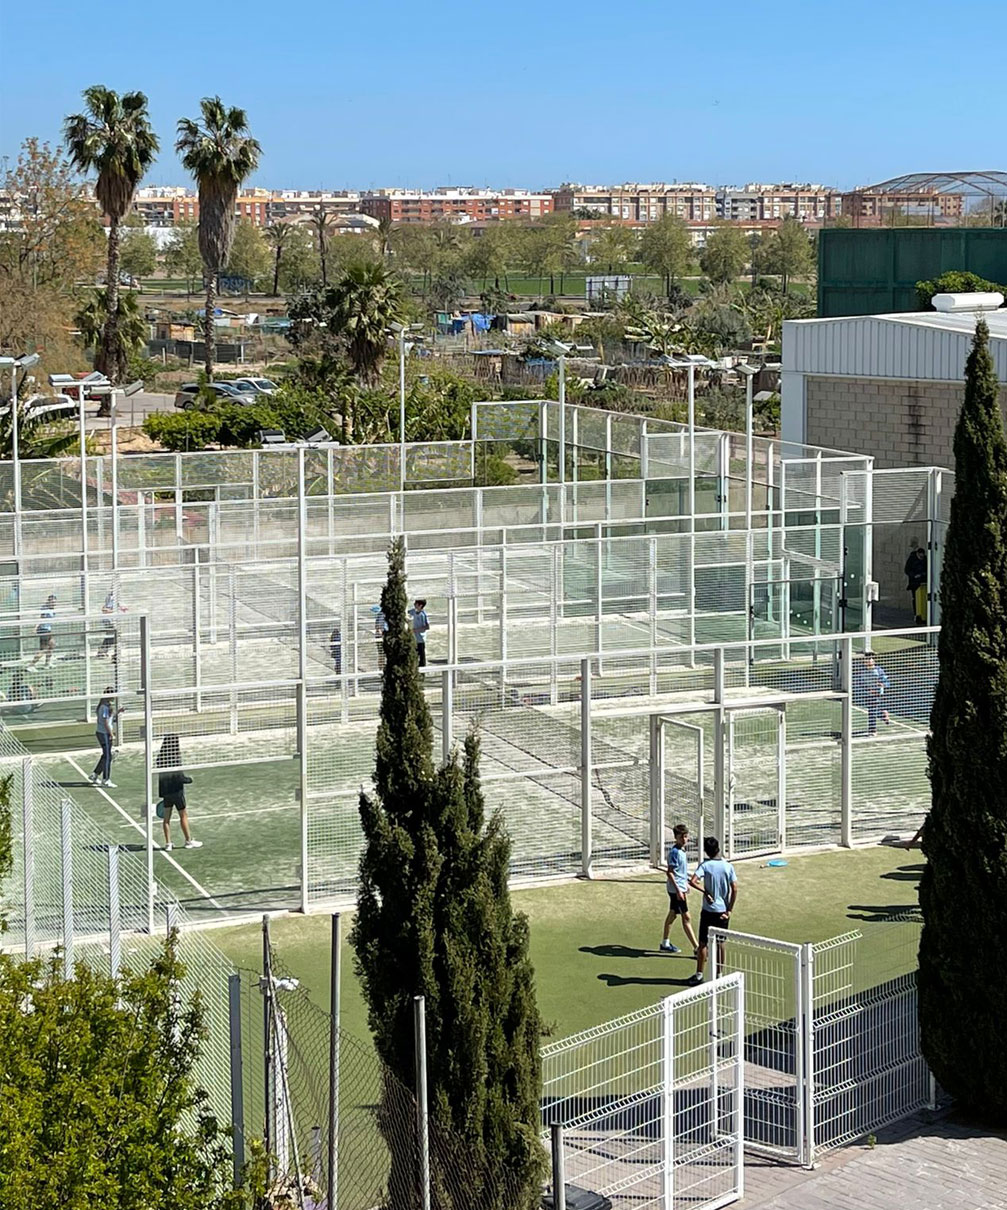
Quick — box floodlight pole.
[687,362,697,652]
[110,390,119,570]
[558,353,566,487]
[10,363,21,560]
[744,371,755,534]
[79,386,89,575]
[398,326,406,492]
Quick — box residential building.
[359,188,553,224]
[267,191,361,221]
[131,187,361,228]
[841,188,965,225]
[716,183,841,222]
[551,183,717,222]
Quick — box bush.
[915,270,1005,310]
[143,411,221,451]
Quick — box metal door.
[653,712,711,869]
[726,708,785,859]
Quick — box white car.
[230,377,278,396]
[23,393,78,421]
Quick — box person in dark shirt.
[904,542,927,625]
[329,623,342,675]
[157,733,202,852]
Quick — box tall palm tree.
[327,262,404,442]
[75,288,148,361]
[175,97,261,379]
[63,87,159,382]
[264,222,294,296]
[309,205,338,286]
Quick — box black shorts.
[38,635,53,650]
[162,795,186,812]
[666,886,689,915]
[699,910,731,947]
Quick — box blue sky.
[1,0,1002,190]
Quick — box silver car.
[173,382,258,409]
[230,377,278,396]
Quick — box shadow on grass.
[881,864,924,881]
[847,903,922,923]
[579,943,659,960]
[596,972,695,988]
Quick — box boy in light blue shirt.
[659,823,699,955]
[688,836,738,985]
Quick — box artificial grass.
[213,845,920,1046]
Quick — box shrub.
[915,271,1005,311]
[143,411,222,451]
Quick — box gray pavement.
[740,1112,1007,1209]
[83,391,175,431]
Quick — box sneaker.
[163,842,173,852]
[101,779,117,789]
[659,940,680,954]
[87,773,99,785]
[184,839,203,849]
[687,972,704,986]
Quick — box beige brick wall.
[805,375,1007,471]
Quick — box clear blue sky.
[1,0,1002,191]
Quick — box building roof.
[783,307,1007,383]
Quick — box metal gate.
[727,709,785,860]
[541,974,745,1210]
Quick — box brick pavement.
[739,1111,1007,1210]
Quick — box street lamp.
[388,323,424,492]
[542,339,573,485]
[1,353,41,560]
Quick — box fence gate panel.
[655,711,713,869]
[710,930,807,1165]
[541,975,744,1210]
[726,708,784,860]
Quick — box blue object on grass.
[767,858,788,867]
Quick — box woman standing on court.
[157,734,202,852]
[90,687,120,787]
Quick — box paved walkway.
[740,1112,1007,1209]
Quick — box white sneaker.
[184,839,203,849]
[163,842,173,852]
[101,780,117,788]
[88,773,99,784]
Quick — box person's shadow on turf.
[596,973,695,988]
[847,903,922,923]
[579,944,655,960]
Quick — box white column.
[840,635,853,848]
[580,658,592,878]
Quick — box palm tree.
[75,288,148,362]
[264,222,294,296]
[175,97,261,379]
[63,87,159,382]
[327,262,404,441]
[309,205,338,286]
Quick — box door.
[654,712,711,869]
[727,707,785,859]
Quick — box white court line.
[64,754,224,912]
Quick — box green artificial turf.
[213,844,921,1047]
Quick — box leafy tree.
[638,214,692,298]
[176,97,261,378]
[351,539,547,1210]
[0,139,105,367]
[465,225,513,290]
[589,224,637,273]
[275,223,319,293]
[63,87,159,381]
[163,220,203,296]
[755,218,814,294]
[690,296,752,352]
[699,223,750,285]
[0,939,239,1209]
[919,320,1007,1121]
[915,270,1005,311]
[225,219,270,295]
[119,225,158,281]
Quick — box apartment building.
[841,188,965,224]
[716,183,842,222]
[267,190,361,221]
[551,183,716,222]
[131,187,361,227]
[360,188,553,224]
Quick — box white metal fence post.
[328,913,341,1210]
[800,942,815,1168]
[840,635,853,847]
[106,843,121,978]
[649,714,664,867]
[21,755,34,957]
[192,557,202,713]
[713,648,726,845]
[441,669,453,765]
[580,658,592,878]
[414,995,431,1210]
[60,796,73,974]
[140,615,155,933]
[550,1123,566,1210]
[662,994,674,1209]
[297,449,309,915]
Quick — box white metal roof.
[783,309,1007,383]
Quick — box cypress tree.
[351,538,547,1207]
[919,318,1007,1118]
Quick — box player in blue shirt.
[687,836,738,985]
[659,823,699,955]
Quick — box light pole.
[1,353,41,561]
[738,363,759,534]
[388,323,423,493]
[110,380,144,570]
[543,339,573,487]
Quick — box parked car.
[174,382,257,409]
[230,377,278,396]
[22,394,78,421]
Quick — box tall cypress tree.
[351,538,547,1207]
[919,318,1007,1117]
